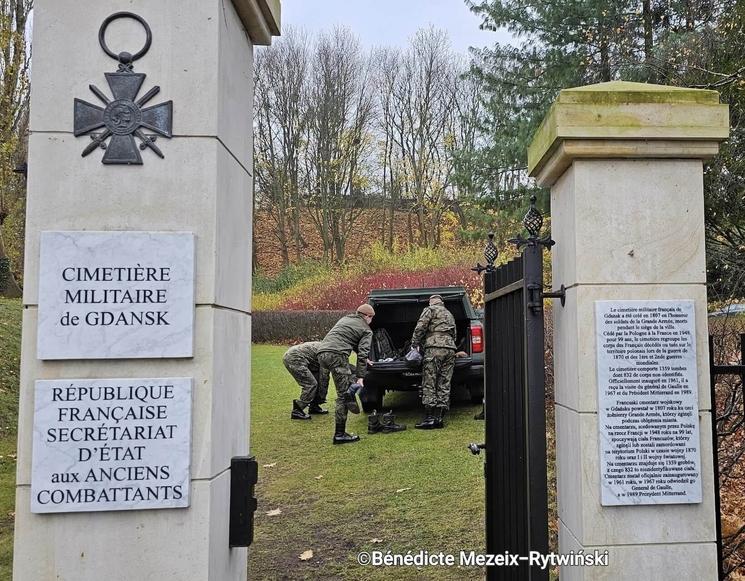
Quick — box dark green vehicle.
[361,286,484,413]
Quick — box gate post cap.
[232,0,281,45]
[527,81,729,187]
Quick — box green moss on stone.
[559,81,719,105]
[527,81,726,176]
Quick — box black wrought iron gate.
[473,198,561,580]
[709,332,745,579]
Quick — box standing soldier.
[283,341,330,420]
[411,294,457,429]
[317,304,375,444]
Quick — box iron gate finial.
[472,233,499,275]
[524,195,543,237]
[509,195,555,250]
[485,233,498,268]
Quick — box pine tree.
[467,0,744,297]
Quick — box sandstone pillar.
[528,81,728,579]
[13,2,279,579]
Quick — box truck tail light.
[470,323,483,353]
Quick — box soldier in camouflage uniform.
[317,304,375,444]
[410,294,457,429]
[283,341,330,420]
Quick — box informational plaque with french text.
[596,300,701,505]
[31,377,192,513]
[37,231,195,360]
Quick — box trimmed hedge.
[252,310,349,343]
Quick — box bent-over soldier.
[410,294,457,429]
[317,304,375,444]
[284,341,330,420]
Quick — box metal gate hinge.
[527,283,544,313]
[542,284,566,307]
[527,284,566,314]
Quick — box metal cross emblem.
[74,13,173,165]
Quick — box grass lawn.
[248,344,486,580]
[0,300,487,579]
[0,298,22,579]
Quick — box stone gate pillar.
[13,2,279,580]
[528,81,728,579]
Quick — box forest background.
[0,0,744,576]
[0,0,743,309]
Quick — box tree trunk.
[416,204,428,246]
[252,183,258,274]
[292,197,302,263]
[643,0,655,82]
[428,212,438,249]
[452,200,468,231]
[388,206,395,251]
[272,182,290,268]
[685,0,694,31]
[334,232,345,265]
[379,209,387,246]
[599,38,611,82]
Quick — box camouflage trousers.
[421,347,455,410]
[317,351,353,426]
[283,353,328,407]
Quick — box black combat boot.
[381,410,406,433]
[291,399,311,420]
[368,410,383,434]
[415,406,436,430]
[309,402,329,415]
[433,407,446,429]
[333,422,360,444]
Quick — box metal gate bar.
[477,198,553,581]
[524,244,549,562]
[709,332,745,579]
[484,250,548,580]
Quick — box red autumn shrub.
[280,266,482,311]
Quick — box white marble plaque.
[37,231,195,359]
[31,377,192,513]
[596,300,702,505]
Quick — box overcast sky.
[280,0,513,54]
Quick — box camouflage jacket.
[317,314,372,378]
[411,304,457,350]
[284,341,323,371]
[283,341,329,387]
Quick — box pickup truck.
[360,286,484,413]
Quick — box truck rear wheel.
[468,383,484,405]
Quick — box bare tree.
[0,0,31,297]
[253,28,310,267]
[388,28,458,247]
[253,26,482,266]
[449,64,484,231]
[304,27,375,264]
[374,47,405,251]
